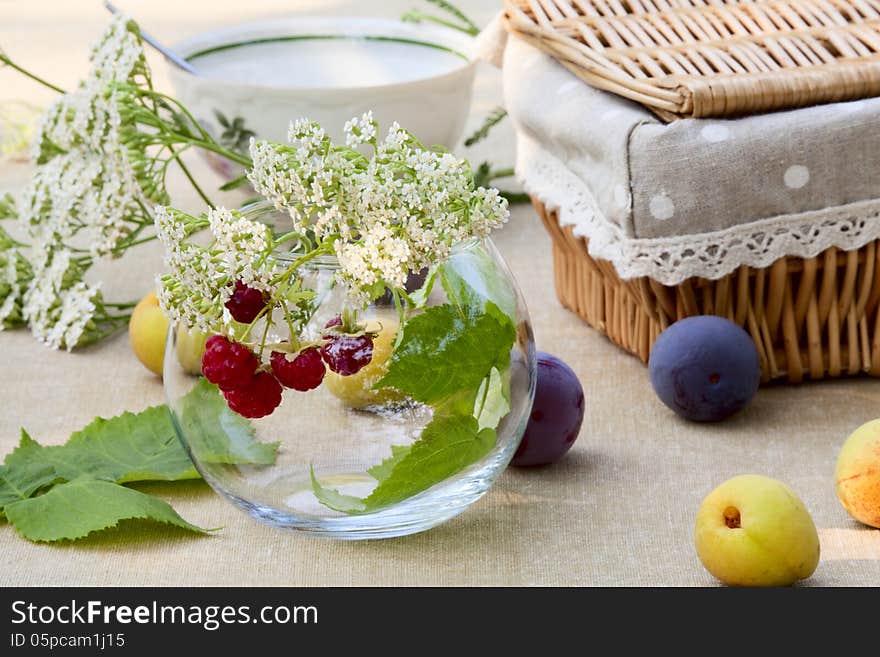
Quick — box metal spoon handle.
[103,1,200,75]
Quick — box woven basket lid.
[503,0,880,121]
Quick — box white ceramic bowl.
[167,16,478,168]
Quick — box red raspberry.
[222,371,283,419]
[225,280,268,324]
[321,334,374,376]
[270,347,325,391]
[201,335,258,390]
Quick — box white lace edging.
[517,135,880,286]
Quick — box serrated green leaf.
[2,383,274,511]
[366,444,412,482]
[0,379,277,541]
[313,282,517,515]
[377,300,515,405]
[309,467,365,514]
[0,430,59,510]
[312,414,496,513]
[175,379,279,465]
[4,479,208,542]
[365,415,495,509]
[441,246,517,319]
[43,405,198,484]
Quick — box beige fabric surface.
[1,0,879,587]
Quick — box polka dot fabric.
[504,36,880,284]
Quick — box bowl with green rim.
[166,16,478,176]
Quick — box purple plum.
[512,352,585,467]
[648,316,760,422]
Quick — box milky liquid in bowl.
[188,36,469,89]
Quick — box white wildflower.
[170,115,510,327]
[344,111,377,147]
[88,16,146,83]
[208,207,274,291]
[23,249,100,350]
[32,16,145,161]
[19,147,146,257]
[247,116,509,303]
[156,206,277,336]
[335,223,410,294]
[0,244,30,329]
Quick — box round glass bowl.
[164,237,535,539]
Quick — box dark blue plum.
[512,352,585,467]
[648,316,760,422]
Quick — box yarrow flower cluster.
[0,218,32,330]
[21,247,103,350]
[248,113,509,302]
[20,149,146,257]
[24,16,158,255]
[31,16,148,161]
[155,206,281,336]
[3,17,173,350]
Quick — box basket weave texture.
[504,0,880,120]
[535,199,880,383]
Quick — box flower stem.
[185,138,252,167]
[0,53,65,94]
[257,312,272,359]
[272,243,333,286]
[174,152,215,209]
[278,295,300,351]
[110,233,157,255]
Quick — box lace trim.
[517,135,880,286]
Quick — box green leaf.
[312,414,496,513]
[218,174,250,191]
[367,444,412,482]
[474,367,511,432]
[42,405,198,484]
[441,247,517,319]
[406,266,438,309]
[314,272,518,515]
[213,109,230,128]
[464,107,508,147]
[4,479,208,542]
[0,431,59,510]
[309,467,365,514]
[175,379,279,465]
[310,441,416,515]
[0,380,277,541]
[365,415,495,509]
[1,383,275,512]
[377,300,515,405]
[473,161,492,188]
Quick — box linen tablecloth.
[0,0,878,586]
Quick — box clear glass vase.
[164,209,535,539]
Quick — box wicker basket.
[535,199,880,383]
[505,0,880,382]
[504,0,880,120]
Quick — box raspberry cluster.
[200,287,375,418]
